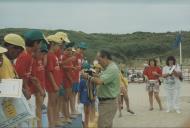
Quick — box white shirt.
[162,64,181,89]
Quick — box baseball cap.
[24,30,46,42]
[4,33,25,49]
[55,32,70,43]
[0,46,8,54]
[47,35,62,44]
[78,42,87,49]
[94,64,102,69]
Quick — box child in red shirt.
[46,35,62,127]
[60,42,76,123]
[72,43,87,116]
[32,42,48,128]
[15,30,46,127]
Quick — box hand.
[144,76,148,82]
[22,88,31,100]
[173,70,181,78]
[70,56,76,61]
[73,66,80,71]
[152,71,159,76]
[40,89,46,97]
[72,66,77,70]
[81,71,88,79]
[173,70,177,75]
[53,85,59,92]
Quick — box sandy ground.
[113,81,190,128]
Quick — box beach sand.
[113,81,190,128]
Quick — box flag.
[172,33,182,48]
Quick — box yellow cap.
[4,33,25,49]
[47,35,62,44]
[0,46,8,54]
[94,64,102,69]
[55,32,70,43]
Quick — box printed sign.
[0,94,33,128]
[0,79,23,98]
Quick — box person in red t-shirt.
[55,32,73,123]
[46,35,63,127]
[72,42,87,116]
[72,49,83,91]
[15,30,46,127]
[32,42,48,128]
[15,30,45,99]
[60,42,76,123]
[143,59,163,111]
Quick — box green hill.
[1,28,190,66]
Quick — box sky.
[0,0,190,34]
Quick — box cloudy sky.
[0,0,190,34]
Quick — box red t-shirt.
[72,52,83,83]
[45,52,62,92]
[143,66,162,80]
[32,58,46,90]
[55,48,64,81]
[61,53,75,88]
[55,48,62,61]
[15,50,35,94]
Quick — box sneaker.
[127,110,135,115]
[59,112,64,118]
[166,109,170,113]
[176,110,181,114]
[159,107,163,111]
[55,120,64,126]
[70,115,77,119]
[72,112,80,115]
[149,107,154,111]
[61,118,68,123]
[66,118,72,123]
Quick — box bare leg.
[121,95,124,109]
[123,90,135,114]
[61,96,67,119]
[89,103,95,122]
[118,96,122,117]
[54,93,59,125]
[70,92,76,114]
[154,92,163,110]
[47,92,57,127]
[35,92,44,128]
[64,88,72,123]
[148,91,154,110]
[84,105,90,128]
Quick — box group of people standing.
[0,30,123,128]
[143,57,182,114]
[0,30,90,128]
[0,29,185,128]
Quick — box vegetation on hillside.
[0,28,190,66]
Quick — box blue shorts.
[58,85,65,96]
[80,92,90,105]
[72,83,79,93]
